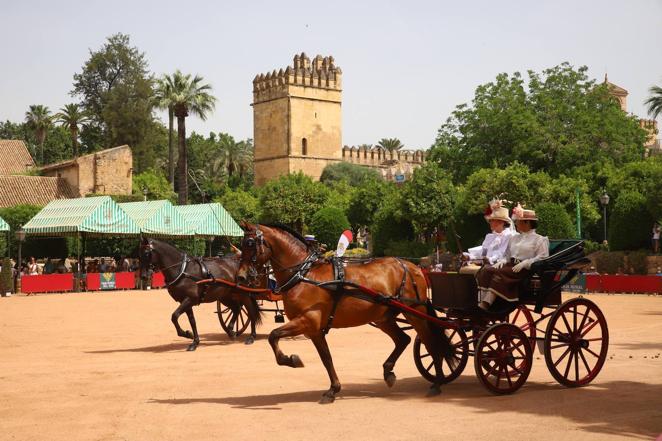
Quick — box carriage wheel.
[474,323,533,395]
[544,297,608,387]
[413,327,469,384]
[508,305,537,351]
[217,300,251,337]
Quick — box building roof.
[118,200,195,237]
[176,203,243,237]
[604,74,628,96]
[0,140,36,175]
[40,144,130,172]
[0,175,77,208]
[0,215,8,232]
[23,196,141,236]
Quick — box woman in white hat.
[461,200,514,274]
[476,203,549,310]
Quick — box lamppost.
[208,236,215,257]
[142,187,148,201]
[15,225,26,293]
[599,189,610,244]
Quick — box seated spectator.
[120,256,131,272]
[27,257,39,276]
[43,258,55,275]
[98,258,109,273]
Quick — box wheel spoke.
[584,346,601,359]
[563,349,574,378]
[511,308,521,324]
[561,313,572,334]
[574,350,579,382]
[505,368,513,388]
[580,318,600,338]
[572,305,577,332]
[426,360,434,372]
[549,343,570,350]
[578,348,591,374]
[577,306,590,335]
[554,346,572,367]
[420,352,431,359]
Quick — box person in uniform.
[460,199,514,275]
[476,203,549,310]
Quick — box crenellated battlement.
[253,52,342,103]
[341,145,427,165]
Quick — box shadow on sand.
[148,376,662,439]
[85,333,269,354]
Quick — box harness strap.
[166,254,189,288]
[322,257,346,335]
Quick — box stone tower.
[252,53,343,185]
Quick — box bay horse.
[140,237,262,351]
[236,223,452,404]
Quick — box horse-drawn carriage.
[215,289,284,337]
[414,239,609,394]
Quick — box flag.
[335,230,353,257]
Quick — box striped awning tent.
[119,200,195,237]
[176,203,243,238]
[23,196,141,236]
[0,215,9,232]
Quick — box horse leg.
[243,297,261,345]
[268,317,308,368]
[403,313,447,396]
[171,298,194,340]
[374,317,412,388]
[310,334,341,404]
[184,307,200,351]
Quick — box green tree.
[24,104,52,165]
[430,63,648,181]
[320,161,380,187]
[376,137,404,153]
[347,177,394,228]
[370,190,414,256]
[216,188,261,223]
[324,180,355,214]
[219,134,252,178]
[259,172,329,232]
[401,162,457,239]
[55,103,90,157]
[309,206,350,248]
[536,202,575,239]
[71,33,156,170]
[132,169,177,202]
[153,74,176,187]
[608,190,652,251]
[168,70,217,204]
[645,84,662,120]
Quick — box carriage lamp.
[275,313,285,323]
[599,190,610,244]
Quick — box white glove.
[493,260,506,270]
[512,260,530,273]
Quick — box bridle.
[141,239,192,288]
[240,226,319,292]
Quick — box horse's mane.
[262,223,309,249]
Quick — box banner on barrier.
[100,273,116,290]
[563,272,586,293]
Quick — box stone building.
[252,53,426,185]
[40,145,133,197]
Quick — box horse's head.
[139,237,157,271]
[237,223,272,286]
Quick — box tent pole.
[77,233,81,292]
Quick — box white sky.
[1,0,661,149]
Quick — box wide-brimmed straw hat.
[484,199,511,224]
[511,203,538,221]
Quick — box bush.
[608,190,653,251]
[593,251,625,274]
[371,208,414,257]
[323,247,370,259]
[583,240,609,254]
[0,257,13,293]
[309,207,351,248]
[626,250,648,275]
[537,202,575,239]
[383,240,433,259]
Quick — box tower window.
[302,138,308,155]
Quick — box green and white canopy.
[23,196,141,236]
[176,203,243,238]
[0,215,8,232]
[119,200,194,237]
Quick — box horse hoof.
[290,354,305,368]
[228,331,237,339]
[187,344,198,351]
[384,372,396,388]
[319,394,335,404]
[426,385,442,397]
[244,336,255,345]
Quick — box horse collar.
[165,253,190,288]
[274,251,319,293]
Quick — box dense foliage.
[309,207,351,248]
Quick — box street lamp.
[142,187,148,201]
[208,236,215,257]
[15,225,26,293]
[599,189,610,244]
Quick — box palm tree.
[170,70,217,204]
[645,84,662,120]
[218,134,252,177]
[55,103,89,158]
[25,104,52,165]
[376,137,404,153]
[154,75,176,188]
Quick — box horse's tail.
[244,295,264,327]
[424,301,454,361]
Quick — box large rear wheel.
[544,297,608,387]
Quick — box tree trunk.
[168,107,175,188]
[176,114,187,205]
[71,126,79,157]
[38,129,46,165]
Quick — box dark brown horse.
[236,223,451,403]
[140,237,262,351]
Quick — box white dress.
[501,229,549,269]
[466,229,514,264]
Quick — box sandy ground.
[0,290,661,441]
